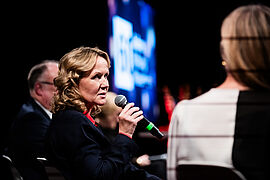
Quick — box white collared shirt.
[34,99,52,119]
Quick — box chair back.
[37,157,65,180]
[1,155,23,180]
[177,164,246,180]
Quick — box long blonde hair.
[51,47,111,115]
[220,4,270,90]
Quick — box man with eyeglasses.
[8,60,58,180]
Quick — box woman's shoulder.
[173,88,240,113]
[52,109,86,122]
[179,88,240,105]
[58,109,82,115]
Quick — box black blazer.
[9,97,50,180]
[232,91,270,180]
[45,109,160,180]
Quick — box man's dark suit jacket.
[9,97,50,180]
[45,109,160,180]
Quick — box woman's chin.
[97,100,107,106]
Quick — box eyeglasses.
[39,81,54,85]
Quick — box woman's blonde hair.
[51,46,111,115]
[220,4,270,90]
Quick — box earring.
[222,60,226,66]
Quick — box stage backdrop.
[108,0,159,123]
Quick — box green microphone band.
[146,122,154,131]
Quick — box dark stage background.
[2,0,270,153]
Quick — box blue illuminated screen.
[108,0,158,123]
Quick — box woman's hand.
[118,103,144,138]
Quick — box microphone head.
[114,95,128,108]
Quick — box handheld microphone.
[115,95,164,139]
